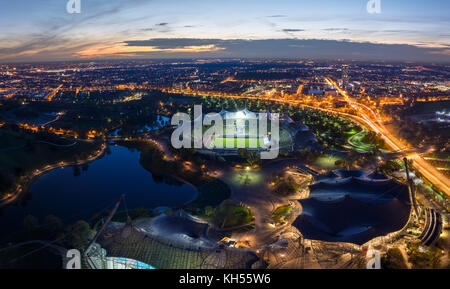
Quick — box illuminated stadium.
[209,109,273,150]
[185,109,318,155]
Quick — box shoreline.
[0,143,108,207]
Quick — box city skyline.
[0,0,449,274]
[0,0,449,62]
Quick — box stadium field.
[213,137,264,149]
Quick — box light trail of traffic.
[326,78,450,196]
[170,83,450,195]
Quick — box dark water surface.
[0,145,197,235]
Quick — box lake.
[0,145,198,235]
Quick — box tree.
[24,215,39,233]
[65,220,91,251]
[381,248,408,269]
[44,215,63,237]
[73,166,81,177]
[274,176,299,196]
[204,206,214,217]
[335,159,345,168]
[407,243,442,269]
[81,163,89,172]
[0,172,13,192]
[237,148,249,159]
[14,167,24,177]
[237,148,259,166]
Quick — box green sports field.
[213,137,264,149]
[211,127,293,149]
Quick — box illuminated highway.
[169,80,450,196]
[44,84,62,102]
[326,78,450,196]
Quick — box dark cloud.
[323,28,349,31]
[125,38,225,49]
[0,0,150,61]
[382,30,420,33]
[282,29,305,32]
[153,22,171,33]
[123,38,450,62]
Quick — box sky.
[0,0,449,62]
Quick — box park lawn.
[272,205,291,224]
[212,203,254,229]
[273,205,291,216]
[313,154,343,170]
[344,128,360,136]
[185,179,233,221]
[347,130,373,152]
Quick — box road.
[44,84,62,102]
[347,129,372,152]
[216,158,309,249]
[41,112,64,127]
[325,78,450,196]
[180,82,450,196]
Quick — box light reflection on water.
[0,145,197,235]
